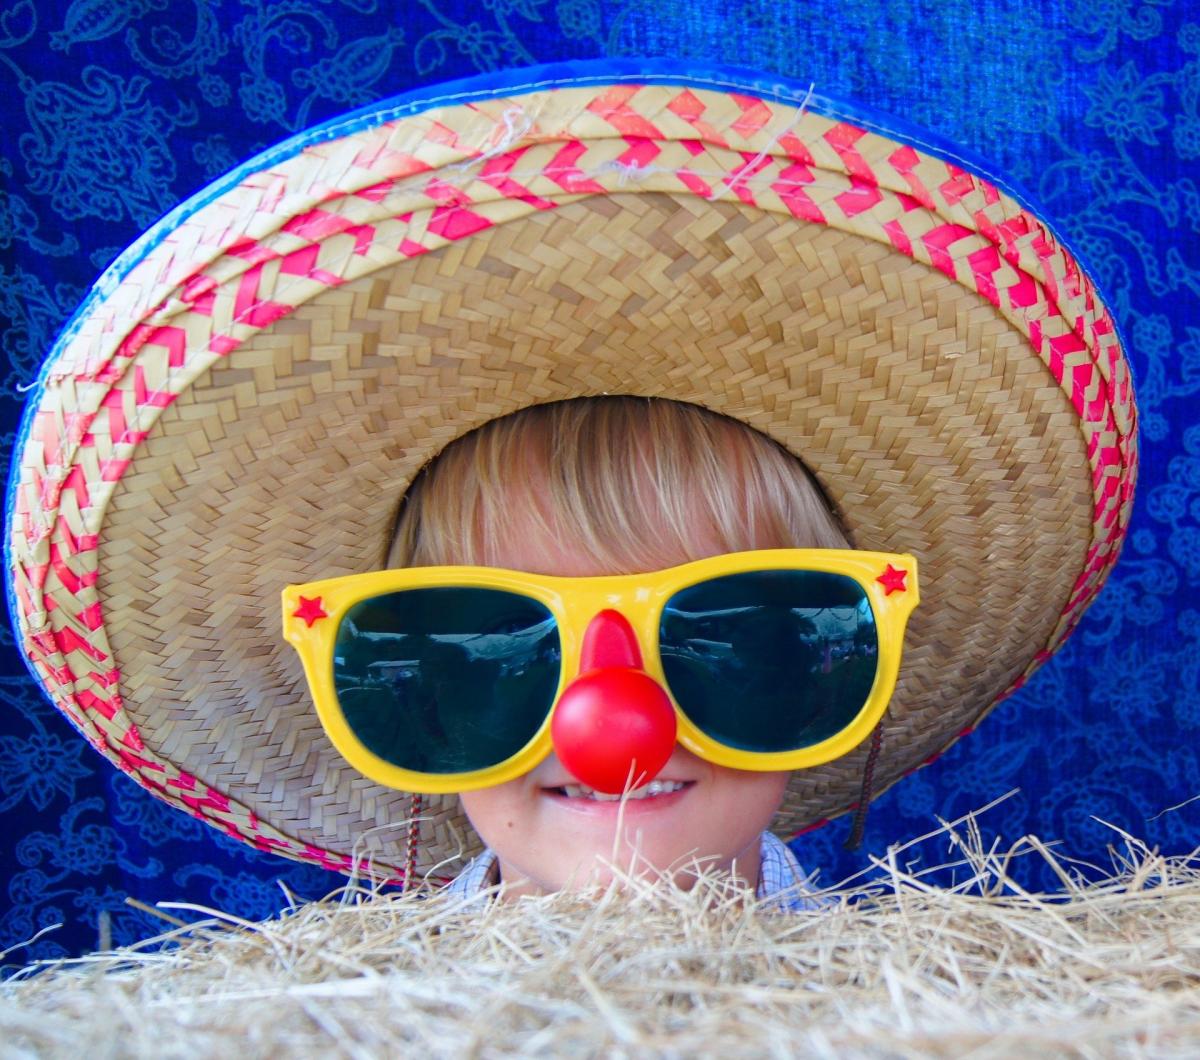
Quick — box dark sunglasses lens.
[333,588,560,774]
[660,570,878,752]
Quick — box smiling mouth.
[545,780,692,802]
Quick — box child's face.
[456,518,792,897]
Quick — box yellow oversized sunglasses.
[283,549,919,795]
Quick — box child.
[396,396,850,900]
[7,65,1135,909]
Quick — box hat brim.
[7,64,1136,879]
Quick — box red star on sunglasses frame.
[293,596,328,627]
[876,564,908,595]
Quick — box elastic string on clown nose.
[843,721,884,851]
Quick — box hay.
[4,811,1200,1059]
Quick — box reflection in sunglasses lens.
[333,588,561,773]
[660,570,878,752]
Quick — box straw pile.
[3,814,1199,1059]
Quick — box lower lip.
[541,783,694,815]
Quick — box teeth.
[559,780,686,801]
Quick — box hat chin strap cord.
[843,722,885,852]
[404,792,423,892]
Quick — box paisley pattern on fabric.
[0,0,1194,962]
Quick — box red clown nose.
[550,609,677,794]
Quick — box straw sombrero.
[6,62,1136,882]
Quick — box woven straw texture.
[7,82,1136,879]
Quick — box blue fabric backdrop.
[1,0,1196,964]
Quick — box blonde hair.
[389,397,849,570]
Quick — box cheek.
[458,783,523,840]
[708,768,792,830]
[755,770,792,807]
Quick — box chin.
[504,830,746,897]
